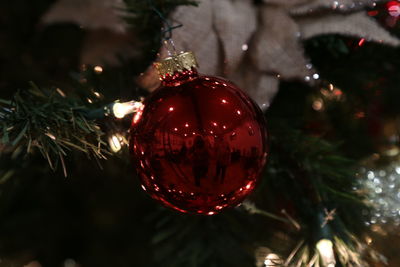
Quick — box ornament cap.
[154,51,198,78]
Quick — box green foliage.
[148,209,255,267]
[0,84,108,176]
[265,122,365,230]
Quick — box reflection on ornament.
[112,101,143,119]
[316,239,336,267]
[357,152,400,227]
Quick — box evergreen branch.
[0,84,109,176]
[148,208,255,267]
[258,121,374,264]
[241,200,295,226]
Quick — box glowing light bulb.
[93,65,103,73]
[316,239,336,267]
[108,134,128,153]
[45,132,56,140]
[56,88,66,97]
[264,253,282,266]
[109,135,122,152]
[113,101,143,119]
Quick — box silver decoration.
[357,157,400,227]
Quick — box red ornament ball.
[130,64,268,215]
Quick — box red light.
[358,38,366,46]
[354,111,365,119]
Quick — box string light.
[93,65,103,74]
[108,134,128,153]
[264,253,283,266]
[255,247,284,267]
[45,132,56,140]
[316,239,336,267]
[56,88,66,97]
[112,101,144,119]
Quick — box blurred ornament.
[310,83,345,115]
[358,151,400,228]
[138,0,399,109]
[357,119,400,229]
[130,51,268,215]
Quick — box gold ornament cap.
[154,51,198,78]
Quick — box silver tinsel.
[357,154,400,227]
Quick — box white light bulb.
[112,101,143,119]
[316,239,336,267]
[264,253,282,266]
[109,135,122,152]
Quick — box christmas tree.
[1,0,400,266]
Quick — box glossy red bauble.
[130,69,268,215]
